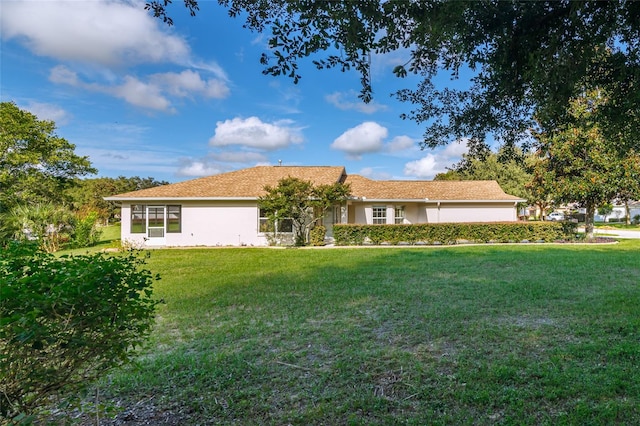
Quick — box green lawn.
[93,241,640,425]
[595,223,640,230]
[98,223,121,243]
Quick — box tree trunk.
[585,201,596,240]
[625,201,631,225]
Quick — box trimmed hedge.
[333,222,578,246]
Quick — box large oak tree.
[147,1,640,152]
[531,91,640,239]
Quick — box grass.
[58,224,121,256]
[594,223,640,230]
[98,223,121,243]
[82,240,640,425]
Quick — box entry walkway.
[582,228,640,239]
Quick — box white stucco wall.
[118,199,520,247]
[350,202,519,224]
[120,201,270,247]
[437,203,518,222]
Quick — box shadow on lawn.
[70,243,640,425]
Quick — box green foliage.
[532,90,640,238]
[333,222,576,246]
[0,102,96,214]
[0,242,160,420]
[435,147,533,201]
[149,2,640,150]
[260,177,314,246]
[1,205,105,252]
[309,225,326,246]
[259,177,350,246]
[598,203,614,220]
[70,210,103,248]
[67,176,170,225]
[1,203,74,253]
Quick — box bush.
[333,222,577,246]
[70,211,103,248]
[309,225,327,246]
[0,242,161,421]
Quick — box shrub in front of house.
[0,242,161,422]
[310,225,327,246]
[333,222,577,246]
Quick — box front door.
[147,206,166,245]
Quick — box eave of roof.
[353,198,527,203]
[104,196,258,202]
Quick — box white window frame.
[259,208,293,234]
[395,206,405,224]
[372,206,386,224]
[131,204,182,236]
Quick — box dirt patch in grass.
[72,398,188,426]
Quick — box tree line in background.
[0,102,168,252]
[3,94,640,250]
[434,90,640,238]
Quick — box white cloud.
[112,76,173,112]
[23,101,71,125]
[4,1,230,113]
[49,65,80,86]
[176,151,269,178]
[151,70,229,99]
[1,0,190,66]
[331,121,388,160]
[403,138,471,179]
[404,155,441,179]
[209,117,303,150]
[359,167,392,180]
[49,66,228,112]
[177,160,227,177]
[386,135,415,153]
[442,139,470,158]
[325,91,387,114]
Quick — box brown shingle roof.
[108,166,347,199]
[106,166,523,201]
[345,175,523,201]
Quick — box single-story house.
[593,201,640,222]
[105,166,525,247]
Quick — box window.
[167,205,181,233]
[395,206,405,224]
[131,204,146,233]
[372,206,386,224]
[259,208,274,233]
[259,208,292,233]
[278,218,293,233]
[131,204,182,235]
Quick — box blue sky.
[1,0,471,183]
